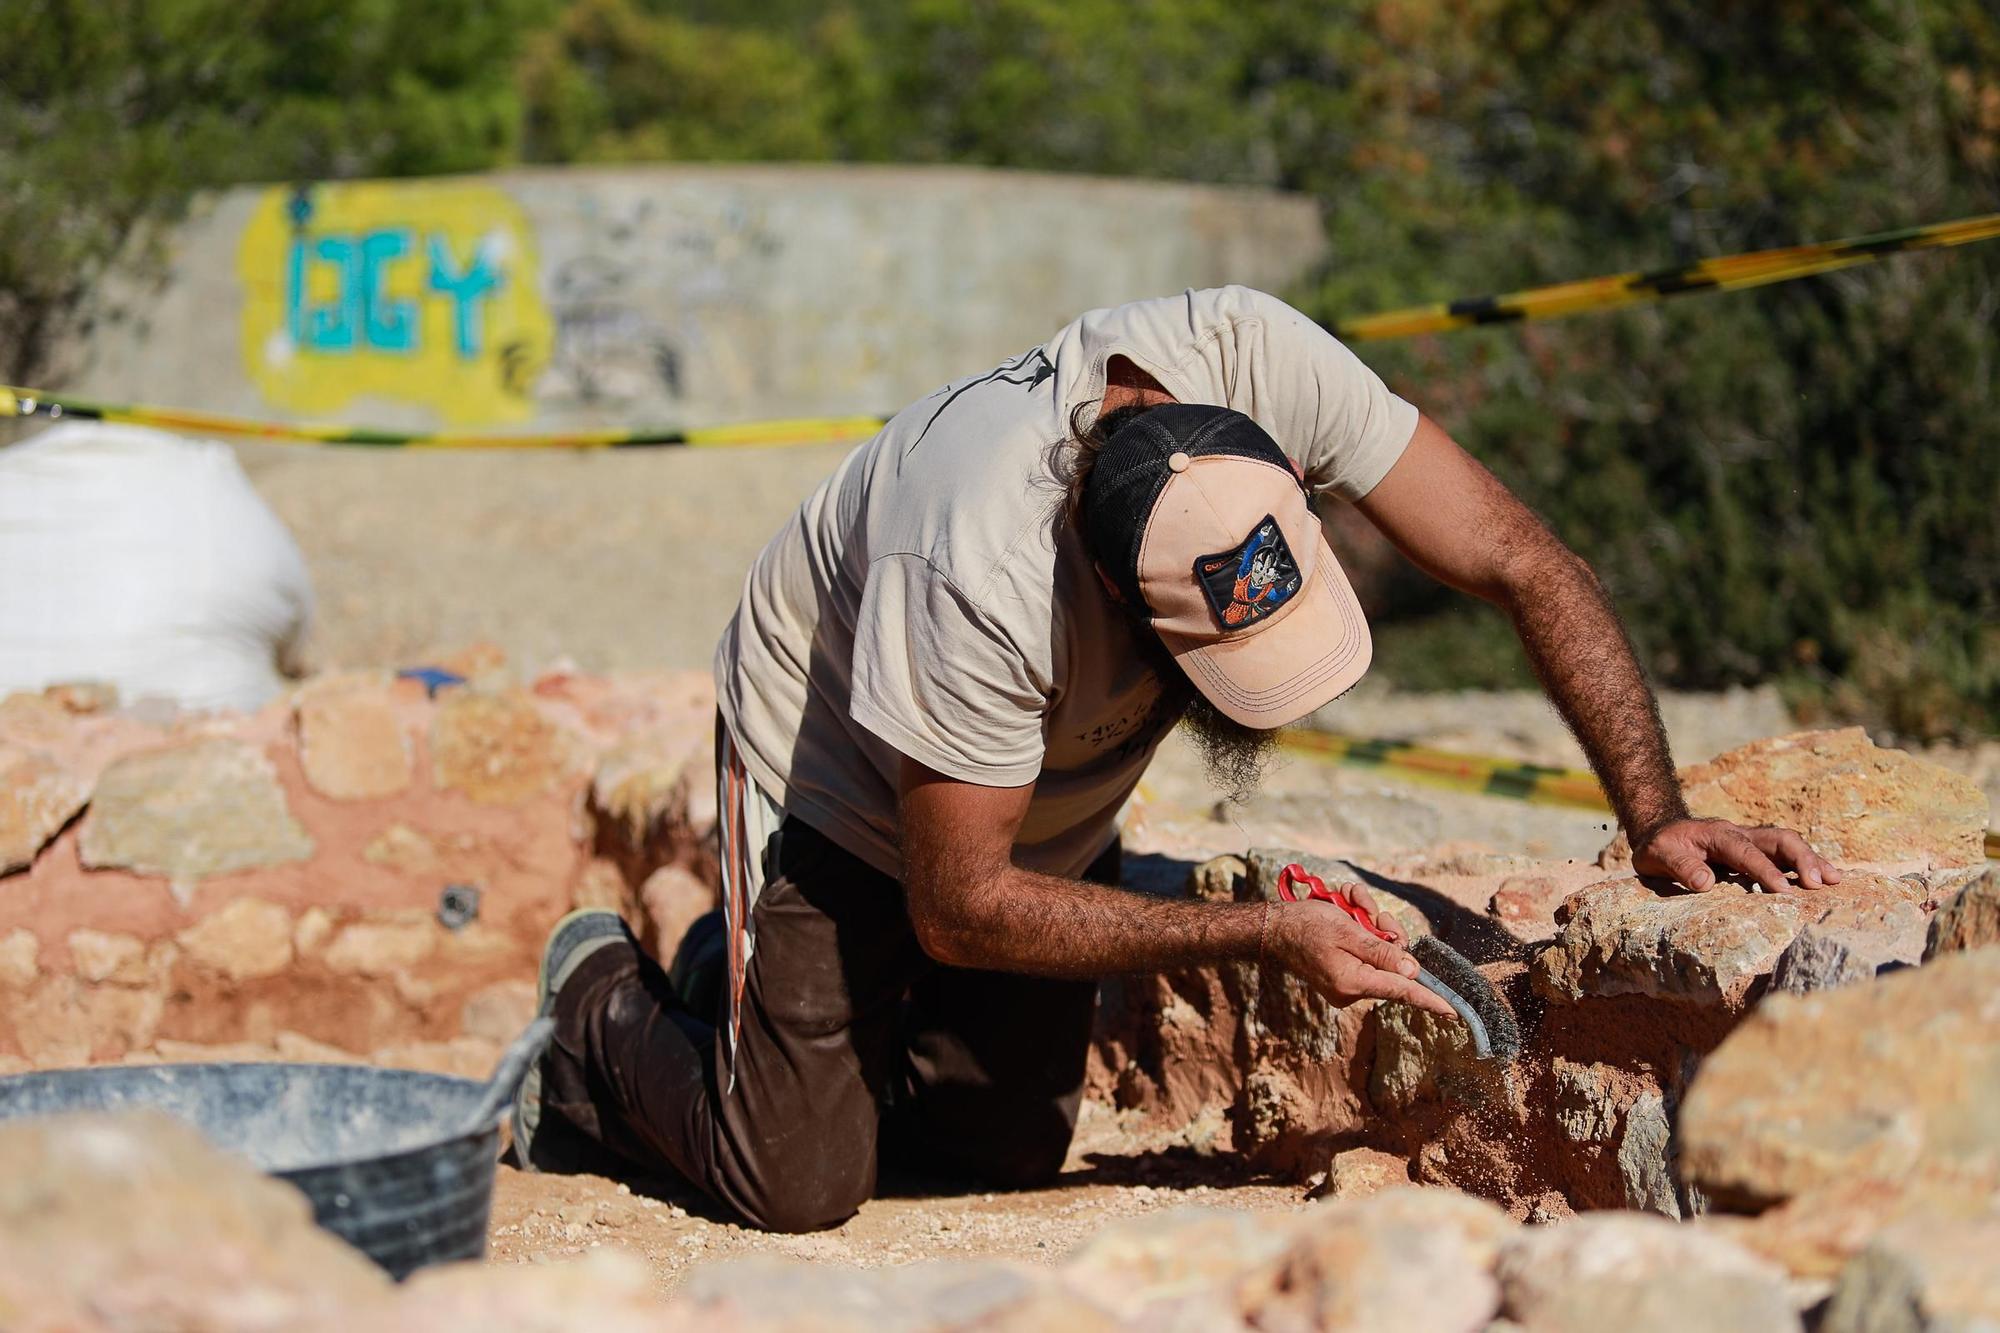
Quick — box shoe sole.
[512,909,631,1170]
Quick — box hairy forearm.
[1501,548,1687,841]
[914,865,1267,977]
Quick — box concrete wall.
[77,163,1326,431]
[56,163,1331,674]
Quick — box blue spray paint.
[283,222,505,359]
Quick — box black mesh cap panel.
[1081,404,1304,614]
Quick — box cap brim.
[1159,542,1372,729]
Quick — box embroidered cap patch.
[1194,514,1303,631]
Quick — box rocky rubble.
[1531,870,1934,1007]
[1,669,1996,1328]
[0,660,716,1071]
[0,743,90,875]
[1601,726,1988,869]
[1924,865,2000,959]
[1678,947,2000,1211]
[0,1111,388,1329]
[11,1095,1996,1333]
[1097,727,1992,1223]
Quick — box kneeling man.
[515,286,1835,1230]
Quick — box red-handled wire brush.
[1276,863,1521,1062]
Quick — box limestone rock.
[176,897,296,982]
[274,1029,363,1063]
[1769,928,1871,994]
[361,821,438,870]
[295,673,413,801]
[0,743,90,875]
[1615,1090,1678,1218]
[1533,873,1927,1008]
[1546,1060,1691,1217]
[1725,1175,2000,1286]
[1309,1146,1413,1201]
[1678,949,2000,1210]
[323,914,437,976]
[1062,1206,1298,1323]
[1611,728,1987,868]
[65,928,175,992]
[0,927,38,989]
[1369,999,1490,1113]
[1497,1212,1798,1332]
[1236,1189,1513,1333]
[13,975,165,1064]
[293,906,336,957]
[640,863,716,956]
[1925,866,2000,959]
[65,929,150,985]
[148,1037,284,1064]
[1488,873,1582,941]
[363,1250,689,1333]
[80,738,313,895]
[1770,888,1929,994]
[591,733,700,841]
[0,1112,386,1326]
[1819,1184,2000,1333]
[460,978,537,1043]
[680,1255,1048,1331]
[431,691,573,805]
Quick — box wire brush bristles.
[1408,936,1522,1062]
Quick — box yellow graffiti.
[237,180,553,425]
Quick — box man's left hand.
[1632,818,1843,894]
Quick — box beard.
[1132,623,1279,803]
[1178,692,1279,805]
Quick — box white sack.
[0,422,313,713]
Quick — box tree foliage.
[0,0,548,382]
[4,0,1995,731]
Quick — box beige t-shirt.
[714,285,1418,879]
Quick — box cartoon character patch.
[1195,514,1303,631]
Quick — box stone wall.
[5,671,1999,1326]
[0,659,716,1074]
[1096,727,1992,1217]
[6,671,1990,1222]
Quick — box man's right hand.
[1268,898,1459,1017]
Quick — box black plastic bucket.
[0,1061,502,1279]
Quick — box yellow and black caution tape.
[1277,729,2000,861]
[5,210,1999,451]
[1329,210,2000,341]
[0,385,882,451]
[1278,729,1613,812]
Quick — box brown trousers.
[542,816,1113,1233]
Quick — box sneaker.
[666,909,728,1020]
[511,908,633,1172]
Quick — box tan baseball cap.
[1081,403,1371,727]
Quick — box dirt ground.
[486,1099,1305,1292]
[233,439,858,677]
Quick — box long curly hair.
[1050,399,1157,534]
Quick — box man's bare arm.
[898,760,1455,1015]
[1356,415,1839,893]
